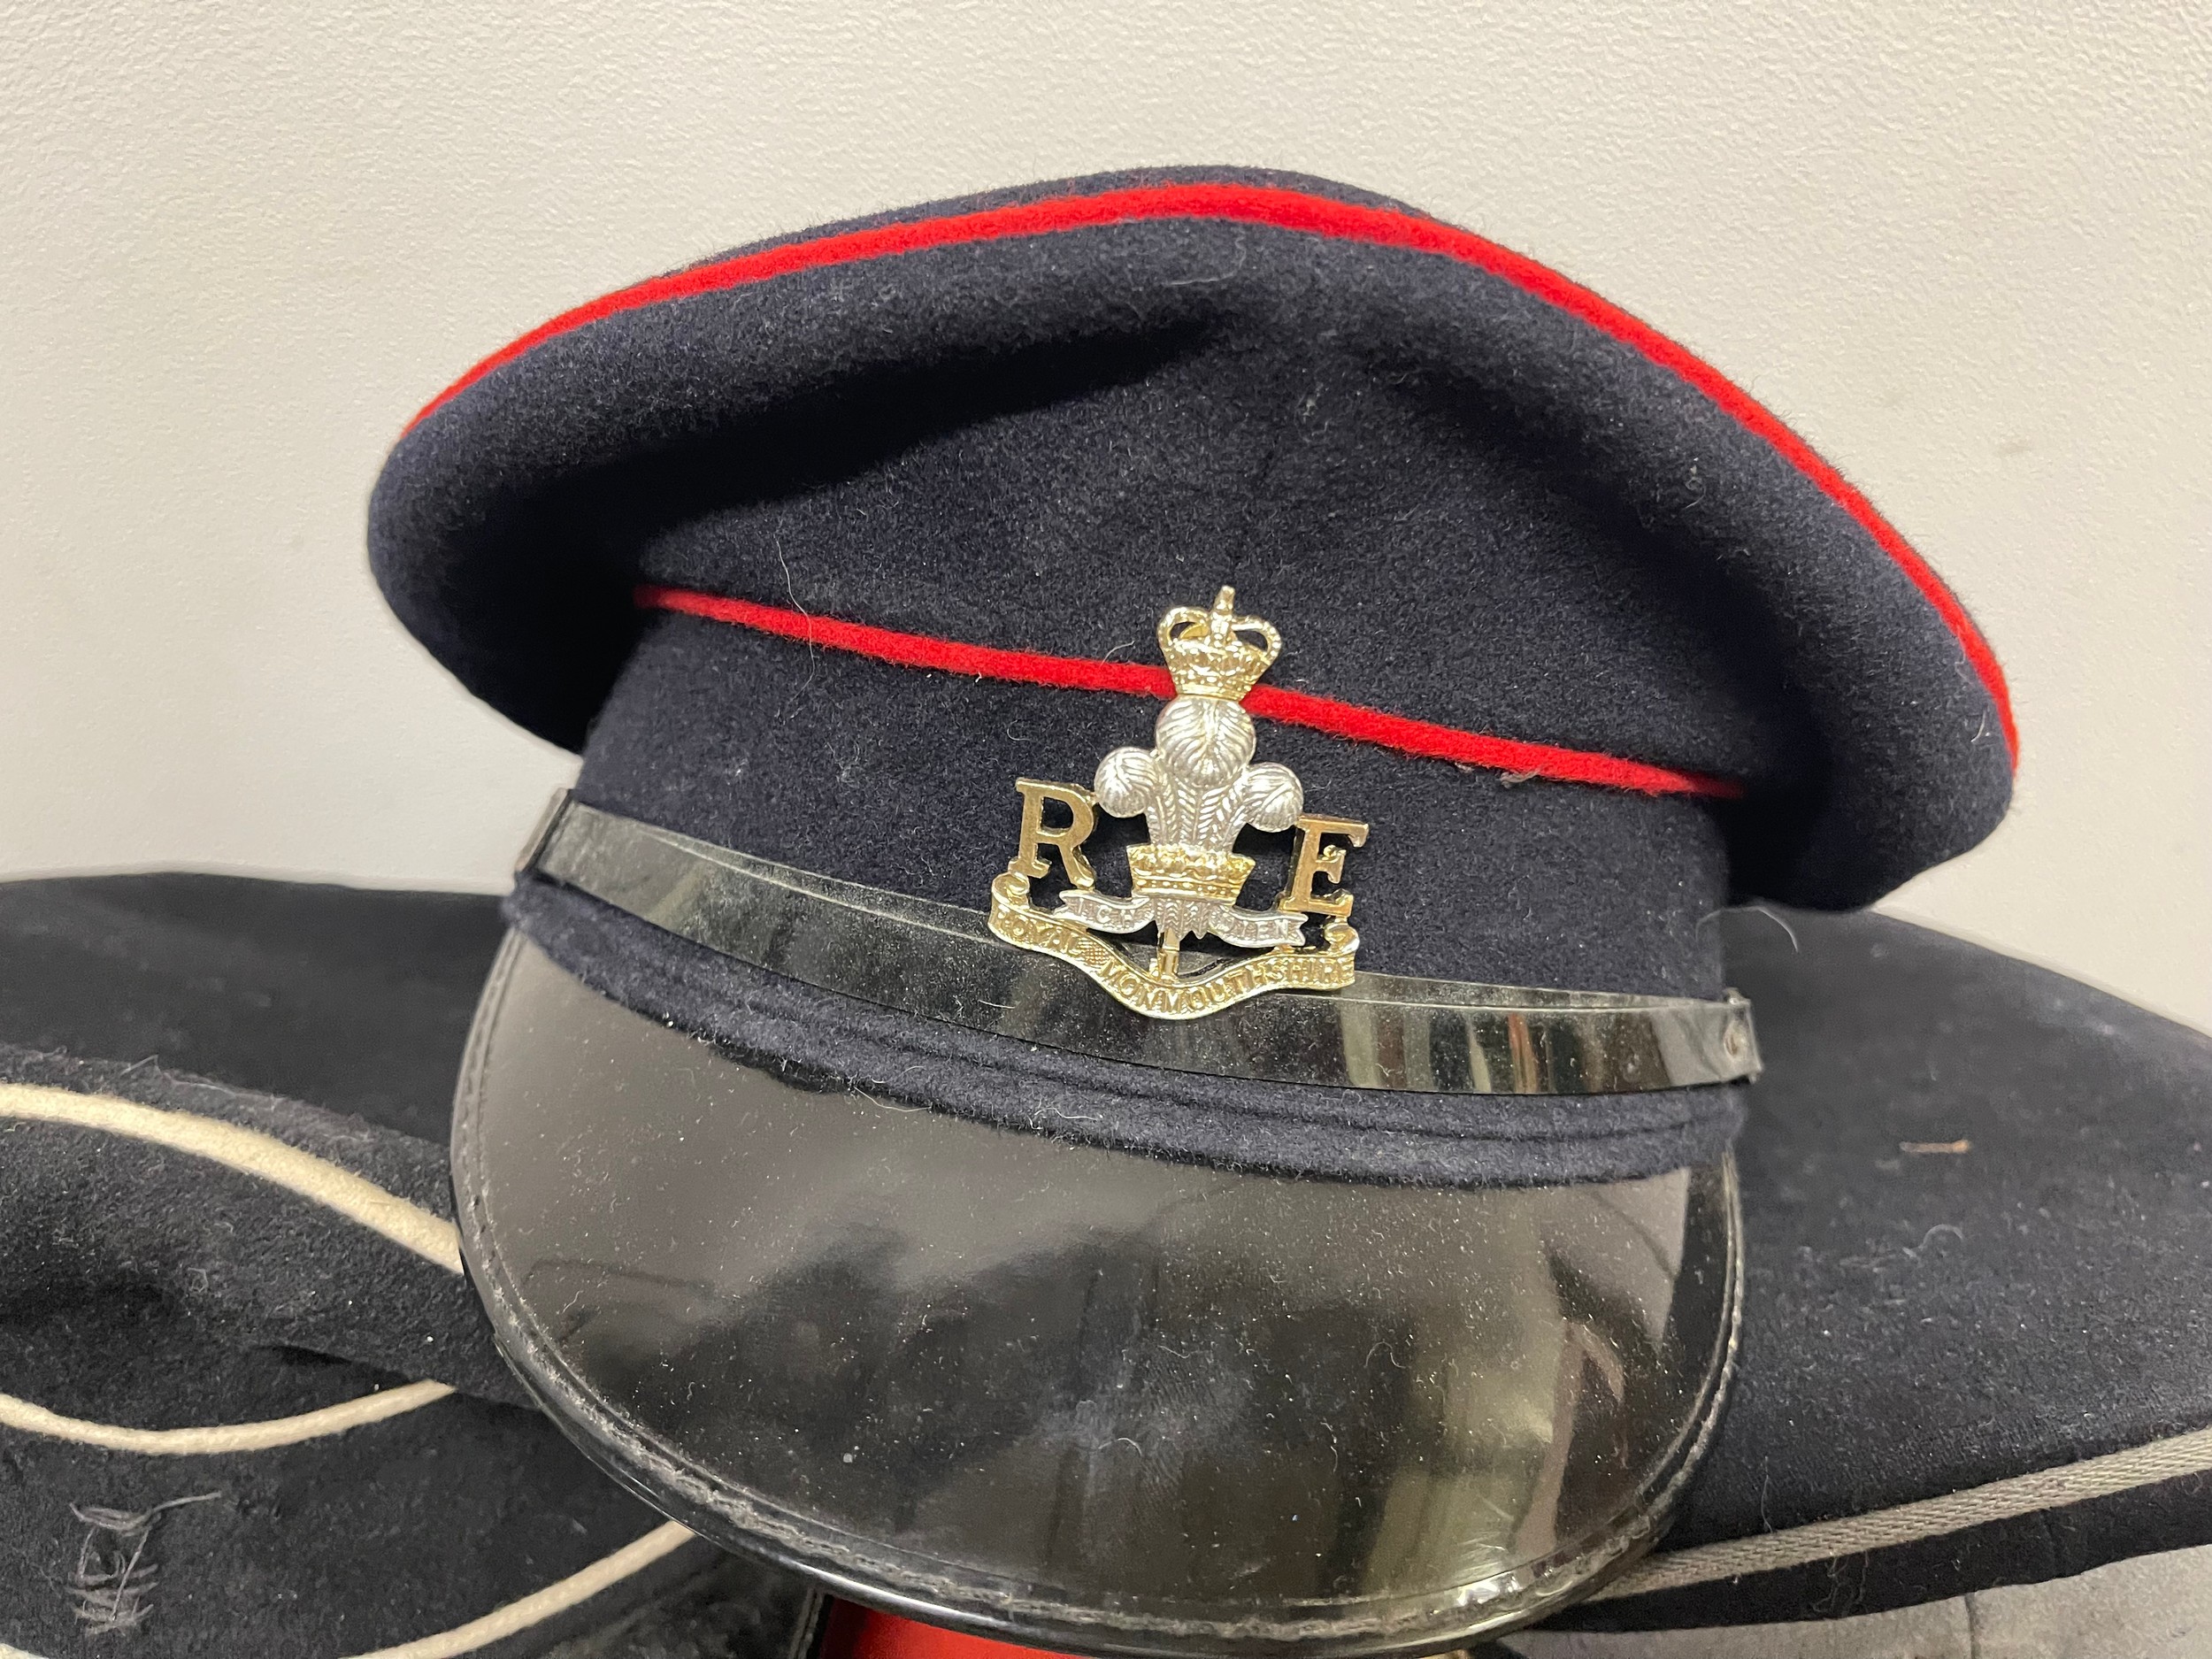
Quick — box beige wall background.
[4,2,2207,1030]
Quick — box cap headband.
[520,795,1760,1096]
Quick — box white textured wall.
[4,3,2207,1030]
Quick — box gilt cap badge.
[987,588,1371,1020]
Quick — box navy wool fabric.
[0,1043,520,1403]
[582,622,1739,995]
[0,874,791,1658]
[0,871,505,1141]
[0,872,520,1396]
[507,876,1742,1188]
[1558,907,2212,1631]
[370,166,2013,1183]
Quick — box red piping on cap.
[403,182,2015,764]
[635,584,1745,801]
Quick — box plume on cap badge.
[987,588,1371,1019]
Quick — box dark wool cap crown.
[369,166,2015,1183]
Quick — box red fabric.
[636,584,1744,800]
[403,181,2015,763]
[824,1603,1069,1659]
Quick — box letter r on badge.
[1010,780,1099,888]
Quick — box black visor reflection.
[456,936,1738,1656]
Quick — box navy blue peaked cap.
[372,166,2013,912]
[370,167,2014,1183]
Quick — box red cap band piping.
[408,181,2014,764]
[635,584,1745,801]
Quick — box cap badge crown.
[1158,588,1281,702]
[988,590,1371,1021]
